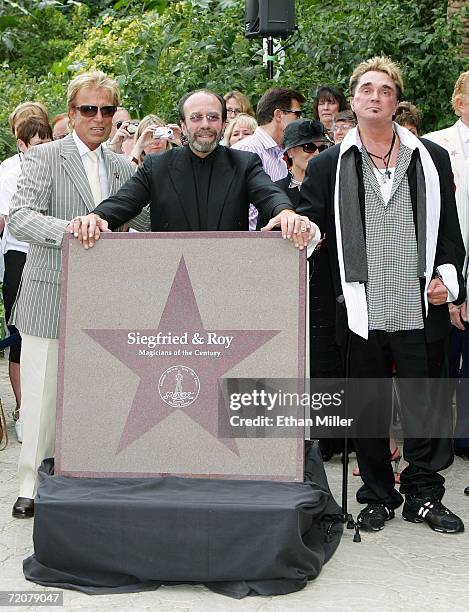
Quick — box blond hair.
[67,71,120,110]
[349,56,404,100]
[134,114,172,164]
[8,101,49,135]
[224,113,258,146]
[223,91,255,117]
[452,71,469,116]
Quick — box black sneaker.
[357,503,395,532]
[402,496,464,533]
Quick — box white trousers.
[17,334,58,499]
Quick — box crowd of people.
[1,57,468,539]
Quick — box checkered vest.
[362,145,424,332]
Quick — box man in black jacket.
[297,57,466,534]
[69,89,316,249]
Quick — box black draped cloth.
[24,445,342,599]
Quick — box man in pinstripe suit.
[8,71,137,518]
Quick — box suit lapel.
[446,123,465,158]
[168,148,200,230]
[60,135,95,212]
[207,147,235,230]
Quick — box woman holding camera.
[129,114,181,166]
[108,114,181,164]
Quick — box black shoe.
[357,503,395,532]
[12,497,34,519]
[464,486,469,496]
[402,496,464,533]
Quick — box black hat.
[283,119,329,151]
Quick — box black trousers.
[348,329,453,509]
[2,249,26,363]
[449,326,469,447]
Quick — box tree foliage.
[0,0,466,158]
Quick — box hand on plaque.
[261,210,315,250]
[66,214,110,249]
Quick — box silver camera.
[126,122,138,135]
[153,127,173,140]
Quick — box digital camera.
[126,122,138,135]
[153,127,173,140]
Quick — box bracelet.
[130,156,139,165]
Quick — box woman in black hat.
[274,119,346,460]
[274,118,331,206]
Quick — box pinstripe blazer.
[8,134,135,339]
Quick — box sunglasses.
[188,113,221,123]
[302,142,330,153]
[282,109,302,119]
[74,105,117,118]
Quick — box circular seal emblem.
[158,365,200,408]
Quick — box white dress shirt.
[72,131,110,201]
[0,157,28,256]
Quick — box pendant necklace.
[363,130,397,184]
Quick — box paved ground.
[1,354,469,611]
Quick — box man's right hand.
[108,121,134,154]
[66,213,110,249]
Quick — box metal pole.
[266,36,274,79]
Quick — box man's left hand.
[449,302,467,330]
[261,210,315,250]
[427,277,448,305]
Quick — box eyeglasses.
[226,107,241,116]
[332,123,356,132]
[74,105,117,118]
[188,113,221,123]
[282,109,302,119]
[302,142,331,154]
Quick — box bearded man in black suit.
[69,89,316,249]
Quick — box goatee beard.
[188,130,222,154]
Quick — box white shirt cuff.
[437,263,459,303]
[306,223,321,258]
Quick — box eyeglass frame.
[73,105,117,118]
[281,109,302,119]
[187,112,222,123]
[332,122,356,132]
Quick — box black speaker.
[245,0,295,39]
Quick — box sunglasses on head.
[74,105,117,118]
[302,142,330,153]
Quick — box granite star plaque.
[55,233,306,481]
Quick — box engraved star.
[84,257,280,455]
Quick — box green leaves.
[0,0,465,161]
